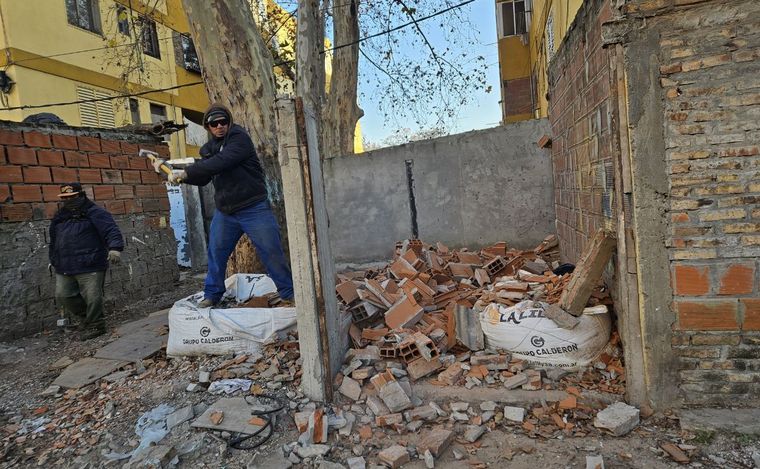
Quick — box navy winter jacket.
[49,199,124,275]
[182,124,268,214]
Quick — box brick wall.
[0,122,178,339]
[651,0,760,405]
[548,0,617,263]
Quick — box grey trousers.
[55,271,107,330]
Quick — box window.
[116,5,130,36]
[140,17,160,59]
[129,98,140,124]
[66,0,101,34]
[150,103,166,124]
[77,87,115,128]
[179,34,201,73]
[497,0,530,38]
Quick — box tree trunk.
[182,0,288,274]
[323,0,363,159]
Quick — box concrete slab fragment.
[95,330,166,363]
[53,357,129,389]
[191,397,264,434]
[116,310,169,336]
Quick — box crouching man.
[50,183,124,340]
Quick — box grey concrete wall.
[324,119,555,263]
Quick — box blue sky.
[357,0,502,143]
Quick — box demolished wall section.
[0,122,179,339]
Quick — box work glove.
[107,250,121,264]
[151,156,168,174]
[168,170,187,186]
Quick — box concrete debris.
[294,444,331,459]
[166,405,194,430]
[594,402,640,436]
[586,455,605,469]
[503,373,529,390]
[339,376,363,401]
[479,401,497,412]
[346,456,367,469]
[418,428,454,457]
[378,445,410,468]
[424,449,435,468]
[377,380,412,413]
[463,424,486,443]
[450,402,469,412]
[503,406,526,422]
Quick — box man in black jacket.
[175,104,293,307]
[50,183,124,339]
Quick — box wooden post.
[559,229,617,316]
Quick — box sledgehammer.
[139,149,174,178]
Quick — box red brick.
[0,146,5,164]
[77,136,101,152]
[100,139,121,153]
[122,170,142,184]
[22,167,52,183]
[135,185,153,198]
[11,185,42,202]
[120,141,139,154]
[23,131,52,148]
[0,184,9,203]
[51,167,77,183]
[141,171,161,184]
[93,185,115,200]
[151,185,168,198]
[0,129,24,145]
[128,156,148,170]
[676,300,739,331]
[51,134,78,149]
[673,264,710,296]
[123,199,143,213]
[742,299,760,331]
[42,185,61,202]
[158,198,170,211]
[111,155,130,169]
[36,150,65,166]
[719,264,755,295]
[156,144,170,157]
[32,202,58,220]
[114,185,134,199]
[88,153,111,168]
[64,151,89,167]
[78,168,102,183]
[142,198,160,212]
[1,203,33,221]
[101,169,123,184]
[104,199,126,215]
[0,166,23,183]
[7,147,37,165]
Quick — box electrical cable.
[227,394,286,450]
[0,81,203,111]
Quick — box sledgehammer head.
[140,148,173,176]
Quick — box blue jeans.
[205,200,294,302]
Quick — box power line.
[274,0,476,66]
[0,81,203,111]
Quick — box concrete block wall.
[324,120,555,264]
[547,0,617,264]
[647,0,760,405]
[0,122,179,340]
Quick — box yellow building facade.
[0,0,208,158]
[496,0,583,122]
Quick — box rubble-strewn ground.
[2,269,760,468]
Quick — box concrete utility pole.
[277,98,345,402]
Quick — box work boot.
[198,298,218,308]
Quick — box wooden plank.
[559,229,617,316]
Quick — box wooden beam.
[559,229,617,316]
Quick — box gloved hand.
[107,250,121,264]
[151,156,167,174]
[168,170,187,186]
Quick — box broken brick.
[384,295,424,330]
[418,427,455,457]
[437,362,464,385]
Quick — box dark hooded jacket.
[183,104,268,214]
[49,197,124,275]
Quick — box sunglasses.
[208,119,229,128]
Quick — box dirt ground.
[2,279,760,468]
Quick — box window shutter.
[77,86,115,128]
